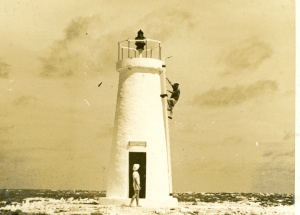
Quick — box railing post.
[128,40,130,59]
[146,40,147,58]
[159,43,161,60]
[118,43,120,60]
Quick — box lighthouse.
[99,30,178,207]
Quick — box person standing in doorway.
[129,164,141,207]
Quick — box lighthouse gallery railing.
[118,39,161,60]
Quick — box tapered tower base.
[99,197,178,207]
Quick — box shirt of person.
[132,171,140,190]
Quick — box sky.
[0,0,295,193]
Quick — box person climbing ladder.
[160,78,180,119]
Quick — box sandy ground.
[0,198,294,215]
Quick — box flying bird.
[98,82,102,87]
[84,99,90,106]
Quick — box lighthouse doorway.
[129,152,146,198]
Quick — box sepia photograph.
[0,1,297,214]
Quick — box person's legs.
[172,99,177,107]
[129,190,140,206]
[135,190,140,206]
[167,99,174,111]
[167,99,177,111]
[129,192,137,206]
[167,99,177,119]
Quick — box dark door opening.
[129,152,146,198]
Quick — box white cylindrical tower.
[99,32,177,206]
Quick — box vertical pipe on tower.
[161,60,173,194]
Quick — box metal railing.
[118,39,161,60]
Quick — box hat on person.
[174,83,179,86]
[132,164,140,171]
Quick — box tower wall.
[106,58,170,199]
